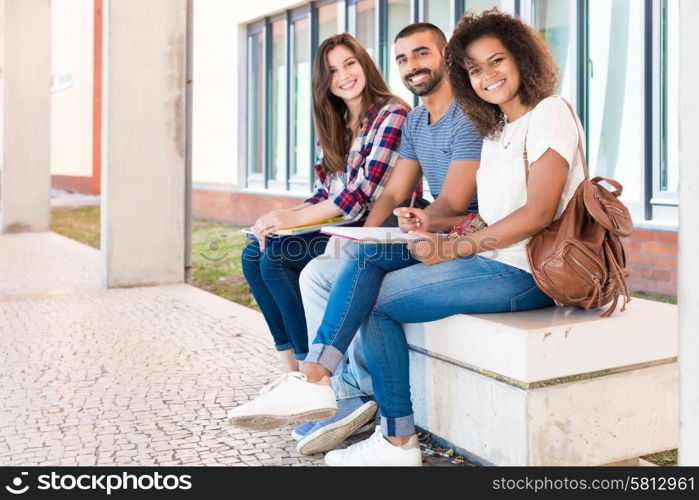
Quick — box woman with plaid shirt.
[241,33,410,373]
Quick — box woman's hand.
[252,209,297,250]
[406,230,458,266]
[394,207,431,233]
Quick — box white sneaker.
[227,372,337,431]
[324,427,422,466]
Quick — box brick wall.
[51,174,98,194]
[192,188,305,226]
[623,229,678,297]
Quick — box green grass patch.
[50,206,258,311]
[51,205,101,249]
[641,449,677,467]
[631,290,677,305]
[190,219,258,311]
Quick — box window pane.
[424,0,452,38]
[355,0,376,60]
[270,20,287,184]
[318,2,341,43]
[531,0,576,100]
[660,0,678,192]
[464,0,501,14]
[387,0,413,105]
[291,18,312,184]
[587,0,643,211]
[247,32,264,176]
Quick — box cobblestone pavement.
[1,232,468,467]
[0,232,326,466]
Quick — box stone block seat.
[403,297,677,465]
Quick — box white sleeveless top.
[475,96,586,273]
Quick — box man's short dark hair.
[394,22,447,49]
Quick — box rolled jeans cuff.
[304,343,344,374]
[273,343,307,361]
[380,414,414,437]
[274,342,293,352]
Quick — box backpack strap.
[602,239,631,317]
[523,97,589,185]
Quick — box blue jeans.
[360,254,554,437]
[299,240,375,400]
[240,232,330,360]
[305,242,419,371]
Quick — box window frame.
[265,13,289,191]
[316,0,349,40]
[243,0,679,227]
[246,22,266,189]
[347,0,381,63]
[288,7,314,192]
[650,0,679,223]
[583,0,648,220]
[523,0,677,226]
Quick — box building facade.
[50,0,682,296]
[50,0,100,194]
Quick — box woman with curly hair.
[230,10,586,466]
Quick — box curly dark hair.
[446,9,558,139]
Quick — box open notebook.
[320,226,445,243]
[241,216,355,238]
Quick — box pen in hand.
[402,193,419,229]
[405,192,417,220]
[394,193,421,232]
[409,192,417,209]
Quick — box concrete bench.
[403,298,678,465]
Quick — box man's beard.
[403,66,445,96]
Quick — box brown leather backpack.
[525,99,633,317]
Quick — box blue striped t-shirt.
[399,100,482,212]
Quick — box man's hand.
[394,207,431,233]
[406,230,457,265]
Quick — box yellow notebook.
[241,216,355,238]
[273,216,349,235]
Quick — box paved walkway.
[0,232,324,466]
[50,188,100,208]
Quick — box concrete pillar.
[100,0,187,288]
[678,0,699,466]
[0,0,51,233]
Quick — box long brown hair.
[446,9,558,139]
[312,33,405,175]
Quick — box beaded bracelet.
[447,213,487,239]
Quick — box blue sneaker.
[291,420,317,441]
[296,397,378,455]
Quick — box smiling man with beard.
[382,23,481,225]
[400,35,446,97]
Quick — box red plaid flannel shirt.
[305,101,412,219]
